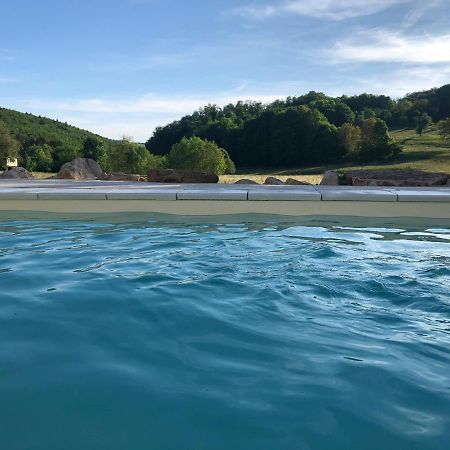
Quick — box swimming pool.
[0,214,449,450]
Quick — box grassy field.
[32,172,56,179]
[220,127,450,184]
[26,128,449,184]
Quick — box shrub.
[108,137,152,174]
[147,153,167,170]
[166,137,231,175]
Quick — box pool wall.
[0,180,449,218]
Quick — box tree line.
[146,83,450,168]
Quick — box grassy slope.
[220,128,450,184]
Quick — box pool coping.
[0,180,449,218]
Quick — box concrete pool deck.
[0,179,449,218]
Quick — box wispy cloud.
[346,64,450,97]
[231,0,411,21]
[0,48,16,62]
[25,91,282,115]
[19,88,285,140]
[0,76,17,83]
[330,29,450,64]
[401,1,441,28]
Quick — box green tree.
[359,118,401,161]
[338,123,362,157]
[51,145,81,172]
[166,137,229,175]
[20,144,53,172]
[147,153,167,170]
[0,120,19,167]
[414,113,433,136]
[437,118,450,141]
[109,137,152,174]
[82,137,107,168]
[310,99,355,127]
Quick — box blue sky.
[1,0,449,141]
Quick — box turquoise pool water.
[0,214,449,450]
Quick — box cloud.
[231,0,410,21]
[0,48,16,62]
[25,91,282,115]
[401,1,441,28]
[346,64,450,97]
[19,89,285,141]
[0,75,17,83]
[330,29,450,64]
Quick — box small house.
[6,157,18,170]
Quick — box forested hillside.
[146,84,450,169]
[0,107,110,172]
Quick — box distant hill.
[0,107,109,150]
[0,107,111,171]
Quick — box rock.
[320,171,340,186]
[147,169,218,183]
[285,178,311,185]
[234,179,259,185]
[0,167,35,179]
[264,176,284,185]
[55,158,106,180]
[342,169,449,187]
[107,172,147,182]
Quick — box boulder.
[264,176,284,185]
[320,171,340,186]
[147,169,218,183]
[234,179,259,185]
[342,169,449,187]
[285,177,311,186]
[55,158,106,180]
[107,172,147,182]
[0,167,35,179]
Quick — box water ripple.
[0,214,449,450]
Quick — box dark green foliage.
[82,137,107,168]
[309,99,355,127]
[235,107,343,167]
[51,145,80,172]
[414,113,433,136]
[166,137,229,175]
